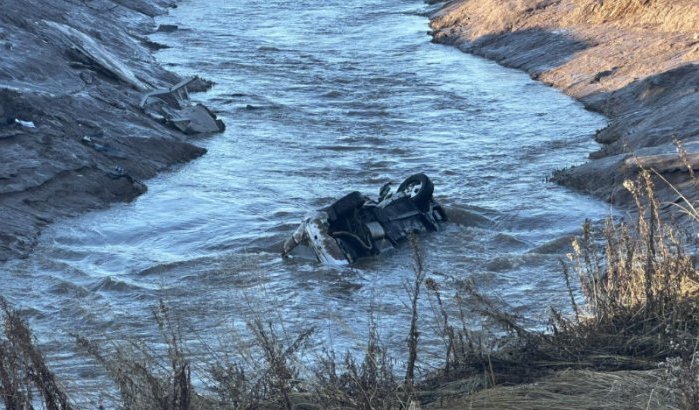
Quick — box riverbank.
[430,0,699,210]
[0,0,218,261]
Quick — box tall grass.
[75,301,195,410]
[75,300,319,410]
[0,297,73,410]
[553,170,699,361]
[420,168,699,407]
[285,240,425,409]
[311,317,402,409]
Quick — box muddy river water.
[3,0,613,396]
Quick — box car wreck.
[140,77,225,134]
[282,173,447,265]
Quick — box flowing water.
[3,0,612,397]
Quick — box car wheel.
[397,173,434,211]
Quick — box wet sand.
[430,0,699,210]
[0,0,217,261]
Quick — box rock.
[171,104,225,134]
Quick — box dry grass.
[76,301,195,410]
[430,0,538,40]
[573,0,654,23]
[311,320,402,409]
[310,239,426,409]
[552,170,699,361]
[76,300,317,410]
[429,369,679,409]
[419,167,699,409]
[660,351,699,409]
[431,0,699,44]
[570,0,699,31]
[0,297,73,410]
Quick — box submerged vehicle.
[282,173,447,265]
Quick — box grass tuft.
[76,300,194,410]
[311,318,402,409]
[0,296,73,410]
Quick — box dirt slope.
[430,0,699,210]
[0,0,214,261]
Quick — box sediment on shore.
[430,0,699,210]
[0,0,217,261]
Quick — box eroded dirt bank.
[0,0,218,261]
[430,0,699,210]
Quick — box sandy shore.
[0,0,220,261]
[430,0,699,211]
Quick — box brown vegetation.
[429,368,678,409]
[311,320,403,409]
[0,297,73,410]
[75,301,194,410]
[570,0,699,32]
[420,169,699,409]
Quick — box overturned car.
[282,173,447,265]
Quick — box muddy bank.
[430,0,699,210]
[0,0,220,261]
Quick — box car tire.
[397,173,434,211]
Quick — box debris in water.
[140,77,225,134]
[14,119,35,128]
[283,173,447,265]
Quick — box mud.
[0,0,219,261]
[430,0,699,210]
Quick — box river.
[2,0,611,398]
